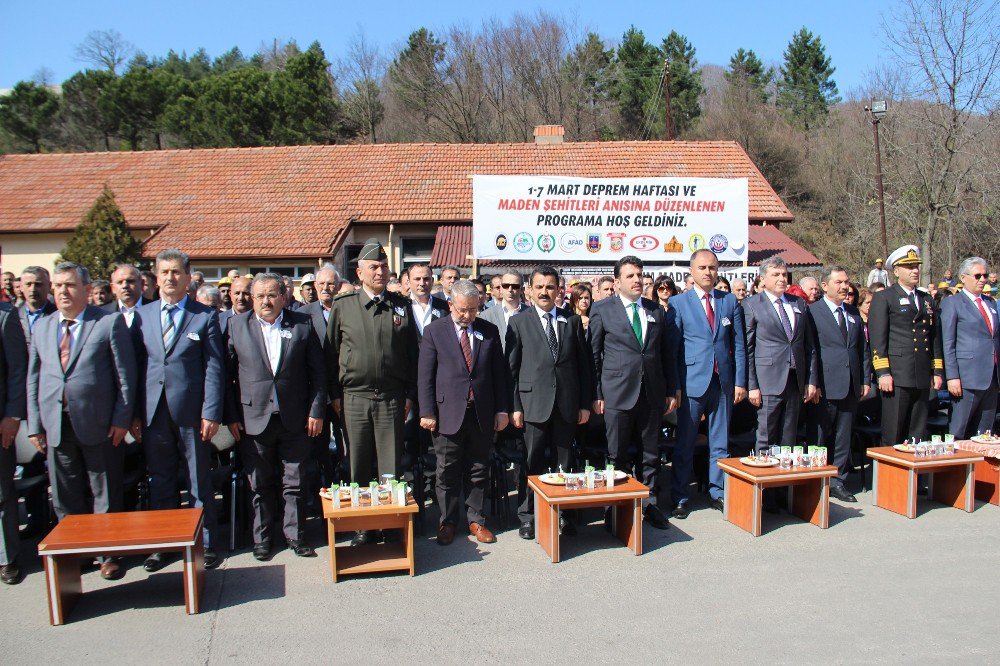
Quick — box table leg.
[724,473,761,536]
[932,464,976,512]
[406,514,415,576]
[790,478,829,528]
[183,530,205,615]
[974,458,999,505]
[874,461,917,518]
[328,518,338,582]
[613,499,642,555]
[536,494,559,563]
[44,554,81,626]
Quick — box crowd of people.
[0,240,997,586]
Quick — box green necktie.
[630,302,642,345]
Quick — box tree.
[74,29,134,75]
[563,32,613,140]
[341,32,385,143]
[58,69,118,151]
[0,81,60,152]
[659,31,704,138]
[164,66,274,147]
[59,186,142,279]
[213,47,249,75]
[612,26,661,139]
[777,27,840,130]
[270,42,340,144]
[725,48,772,104]
[100,66,189,149]
[388,28,448,130]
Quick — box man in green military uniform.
[326,239,418,546]
[868,244,944,446]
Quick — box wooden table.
[36,508,204,626]
[867,446,984,518]
[717,458,837,537]
[526,475,649,563]
[956,440,1000,506]
[321,495,418,582]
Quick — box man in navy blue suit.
[590,256,678,529]
[941,257,1000,438]
[668,249,747,516]
[133,249,225,571]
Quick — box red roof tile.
[0,141,793,260]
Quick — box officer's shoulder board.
[333,291,357,301]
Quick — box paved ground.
[2,485,997,664]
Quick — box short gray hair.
[798,276,819,288]
[758,256,787,277]
[317,264,340,283]
[820,265,848,283]
[155,249,191,273]
[451,279,480,300]
[21,265,50,282]
[53,261,91,285]
[958,257,988,277]
[252,272,288,296]
[197,284,221,307]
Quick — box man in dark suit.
[219,276,253,336]
[226,274,326,560]
[868,245,944,445]
[104,264,146,349]
[0,299,27,585]
[507,266,593,539]
[134,249,225,571]
[418,280,510,546]
[941,257,999,438]
[668,249,747,516]
[408,264,449,342]
[27,262,136,581]
[18,266,55,344]
[807,266,871,502]
[590,256,678,529]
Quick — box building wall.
[0,232,73,276]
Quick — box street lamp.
[865,100,889,262]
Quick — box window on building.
[248,265,315,279]
[190,266,224,280]
[401,237,435,267]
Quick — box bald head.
[230,276,253,314]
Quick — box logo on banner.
[495,234,508,251]
[663,236,684,253]
[607,233,626,252]
[688,234,706,252]
[587,234,602,253]
[630,235,658,251]
[709,234,729,254]
[537,234,556,253]
[560,234,583,253]
[731,241,746,257]
[513,232,533,253]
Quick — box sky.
[0,0,900,94]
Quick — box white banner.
[472,175,749,262]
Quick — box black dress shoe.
[0,564,21,585]
[350,530,374,547]
[252,542,272,561]
[204,550,221,569]
[830,485,858,503]
[288,540,316,557]
[143,552,169,572]
[710,498,725,512]
[643,505,670,530]
[559,515,576,535]
[518,522,534,540]
[670,502,690,519]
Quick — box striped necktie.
[162,303,177,349]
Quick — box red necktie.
[704,294,718,374]
[59,319,74,371]
[460,327,474,400]
[976,297,997,364]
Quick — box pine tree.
[725,48,773,104]
[562,32,613,140]
[659,31,704,137]
[612,26,661,139]
[0,81,60,152]
[59,186,142,279]
[776,27,839,131]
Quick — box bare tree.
[341,31,386,143]
[74,29,134,75]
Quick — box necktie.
[704,293,715,330]
[836,306,848,342]
[775,297,793,341]
[908,290,917,311]
[976,297,994,335]
[460,327,474,400]
[59,319,74,371]
[162,303,176,349]
[543,312,558,361]
[630,303,642,345]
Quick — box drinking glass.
[779,454,792,470]
[944,433,955,445]
[566,474,583,490]
[915,443,926,458]
[769,445,781,459]
[945,441,956,455]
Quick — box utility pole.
[662,60,674,140]
[866,101,889,261]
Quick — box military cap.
[358,238,387,262]
[886,244,921,268]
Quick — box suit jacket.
[941,291,1000,391]
[867,284,944,386]
[0,303,28,419]
[299,300,333,351]
[134,298,225,427]
[102,298,145,351]
[27,306,136,446]
[413,295,450,343]
[18,301,56,346]
[478,302,530,351]
[506,305,594,424]
[225,310,327,436]
[668,288,747,398]
[808,299,871,401]
[418,317,511,436]
[589,295,677,411]
[742,291,817,395]
[219,308,235,335]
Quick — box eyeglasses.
[970,273,987,280]
[502,283,521,290]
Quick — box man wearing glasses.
[941,257,999,438]
[479,272,530,352]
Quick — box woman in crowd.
[652,275,676,309]
[845,283,859,306]
[570,283,593,331]
[714,275,731,293]
[857,288,873,341]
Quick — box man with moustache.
[507,266,593,539]
[217,277,233,310]
[18,267,56,344]
[437,266,460,302]
[220,276,253,335]
[104,264,147,351]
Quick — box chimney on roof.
[533,125,564,145]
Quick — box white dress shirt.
[618,293,648,342]
[257,312,283,410]
[534,304,559,343]
[823,296,850,334]
[766,291,796,330]
[691,284,713,319]
[411,297,434,335]
[57,309,85,356]
[501,302,522,325]
[117,300,139,326]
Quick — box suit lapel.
[249,315,273,376]
[65,308,95,374]
[469,321,483,370]
[613,298,642,351]
[167,302,196,355]
[275,318,293,375]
